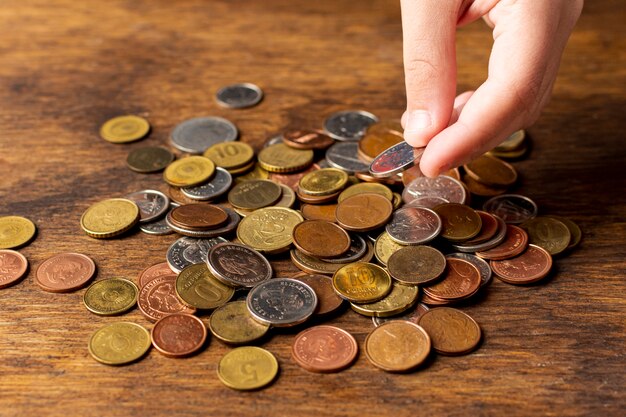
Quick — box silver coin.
[446,253,492,287]
[372,303,430,327]
[451,215,507,253]
[323,110,378,141]
[402,175,467,204]
[166,236,228,273]
[385,206,442,245]
[170,116,238,154]
[139,202,179,235]
[181,167,233,201]
[216,83,263,109]
[246,278,317,327]
[320,234,367,264]
[125,189,170,223]
[207,242,272,288]
[404,196,449,209]
[369,141,425,178]
[325,142,370,174]
[483,194,538,224]
[165,207,240,238]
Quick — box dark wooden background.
[0,1,624,416]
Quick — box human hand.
[400,0,583,177]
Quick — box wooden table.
[1,1,624,416]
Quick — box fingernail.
[405,110,432,131]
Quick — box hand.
[400,0,583,177]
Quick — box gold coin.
[208,301,270,345]
[217,346,278,390]
[175,263,234,309]
[520,216,571,256]
[237,207,303,254]
[88,322,151,365]
[80,198,140,239]
[0,216,36,249]
[373,231,404,266]
[351,282,419,317]
[257,143,314,173]
[364,320,431,372]
[298,168,349,196]
[99,115,150,144]
[163,155,216,187]
[332,262,392,303]
[228,179,282,210]
[546,215,582,250]
[494,129,526,152]
[433,203,482,242]
[337,182,393,203]
[227,159,256,175]
[204,142,254,169]
[235,163,269,183]
[83,278,138,316]
[464,154,518,188]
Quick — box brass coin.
[332,262,392,303]
[217,346,278,390]
[337,182,393,203]
[298,168,349,196]
[126,146,174,173]
[208,301,270,345]
[80,198,140,239]
[235,163,269,183]
[546,215,582,250]
[292,220,351,259]
[433,203,482,242]
[387,246,446,285]
[99,115,150,144]
[228,179,282,210]
[83,278,138,316]
[257,143,314,173]
[373,231,404,266]
[300,204,338,222]
[335,193,393,232]
[351,282,418,318]
[464,154,518,188]
[163,156,216,187]
[227,159,256,175]
[274,184,296,208]
[364,321,431,372]
[520,216,571,256]
[175,263,234,309]
[236,207,304,253]
[418,307,481,355]
[203,141,254,170]
[0,216,37,249]
[88,322,151,365]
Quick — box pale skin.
[400,0,584,177]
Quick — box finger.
[400,0,461,148]
[449,91,474,125]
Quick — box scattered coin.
[332,262,391,303]
[385,206,442,245]
[292,325,358,373]
[475,224,529,260]
[298,168,349,196]
[163,155,216,187]
[520,216,571,256]
[217,346,278,390]
[464,154,518,188]
[464,211,499,245]
[83,278,138,316]
[373,231,404,266]
[100,115,150,144]
[126,146,174,173]
[236,207,303,254]
[137,275,196,322]
[483,194,538,224]
[137,262,175,288]
[88,322,151,365]
[325,142,370,174]
[491,244,553,284]
[209,301,270,345]
[166,236,227,273]
[335,193,393,232]
[36,252,96,293]
[387,246,446,285]
[181,167,233,201]
[320,233,367,264]
[546,215,582,250]
[125,189,170,223]
[291,273,344,316]
[170,116,238,154]
[350,282,419,317]
[216,83,263,109]
[80,198,139,239]
[166,207,240,238]
[364,321,431,372]
[290,243,374,276]
[169,203,229,230]
[228,179,282,210]
[246,278,317,327]
[338,182,393,203]
[446,253,493,287]
[258,143,314,173]
[495,129,526,152]
[369,141,425,178]
[451,215,507,253]
[151,313,207,357]
[204,141,255,170]
[175,263,234,309]
[433,203,482,242]
[283,129,335,150]
[372,303,430,327]
[422,258,481,303]
[418,307,481,355]
[292,220,351,259]
[300,203,337,222]
[323,110,378,141]
[0,215,37,249]
[359,122,404,160]
[207,242,272,288]
[0,249,29,289]
[402,175,467,205]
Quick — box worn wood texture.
[0,1,624,416]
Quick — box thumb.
[400,0,459,147]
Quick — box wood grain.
[0,1,624,416]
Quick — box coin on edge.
[88,322,151,365]
[80,198,139,239]
[364,320,431,372]
[0,249,29,289]
[36,252,96,293]
[292,325,358,373]
[100,115,150,144]
[217,346,278,390]
[83,278,138,316]
[216,83,263,109]
[0,216,37,249]
[151,313,207,357]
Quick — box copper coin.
[475,224,529,260]
[137,262,174,288]
[335,193,393,232]
[292,325,358,373]
[0,249,29,289]
[291,273,344,316]
[168,185,200,205]
[490,244,553,285]
[36,253,96,293]
[422,258,481,302]
[433,203,482,242]
[300,204,338,222]
[138,275,196,322]
[401,164,424,186]
[420,292,451,306]
[269,163,321,191]
[464,211,499,245]
[387,246,446,285]
[283,129,335,150]
[418,307,481,355]
[151,313,207,357]
[296,188,341,205]
[292,220,351,259]
[359,127,404,160]
[364,320,431,372]
[464,154,517,188]
[169,203,229,230]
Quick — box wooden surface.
[0,1,624,416]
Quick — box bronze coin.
[387,246,446,285]
[433,203,482,242]
[359,127,404,160]
[228,179,282,210]
[418,307,481,355]
[292,325,358,373]
[364,320,431,372]
[464,154,518,187]
[168,186,200,205]
[300,204,338,222]
[269,163,321,191]
[138,275,196,322]
[292,273,344,316]
[335,193,393,232]
[151,313,207,357]
[422,258,481,302]
[292,220,351,259]
[36,252,96,293]
[297,188,341,204]
[0,249,29,289]
[420,292,451,306]
[137,262,175,288]
[475,224,529,260]
[464,211,499,245]
[169,203,229,230]
[283,129,335,150]
[126,146,175,173]
[490,244,553,284]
